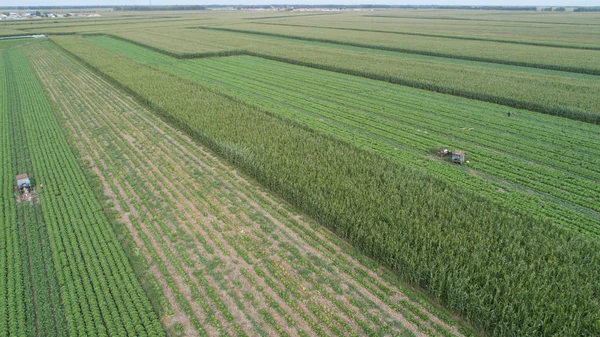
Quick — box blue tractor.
[16,173,32,194]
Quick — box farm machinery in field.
[438,149,466,165]
[14,173,37,203]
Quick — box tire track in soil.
[27,41,465,337]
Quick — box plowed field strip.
[26,41,465,337]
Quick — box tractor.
[438,149,466,165]
[14,173,35,203]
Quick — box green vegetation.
[195,25,600,75]
[83,35,600,238]
[254,22,600,50]
[53,35,600,337]
[3,10,600,337]
[4,11,600,123]
[105,29,600,123]
[267,12,600,49]
[0,38,36,49]
[0,29,27,37]
[2,47,68,337]
[0,44,164,337]
[25,40,466,337]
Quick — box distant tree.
[554,7,566,11]
[574,6,600,11]
[35,11,41,16]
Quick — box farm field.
[4,12,600,120]
[53,34,600,337]
[0,40,163,336]
[84,35,600,237]
[1,8,600,337]
[24,40,466,337]
[102,29,600,121]
[196,24,600,74]
[258,14,600,48]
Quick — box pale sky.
[0,0,598,6]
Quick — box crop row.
[60,40,460,335]
[26,41,464,336]
[0,45,164,337]
[53,35,600,337]
[185,56,600,225]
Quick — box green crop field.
[1,7,600,337]
[0,43,163,336]
[80,35,600,237]
[99,28,600,122]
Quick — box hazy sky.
[1,0,598,6]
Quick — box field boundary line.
[243,12,344,20]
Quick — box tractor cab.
[16,173,32,193]
[451,151,465,165]
[14,173,37,204]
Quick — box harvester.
[438,149,465,165]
